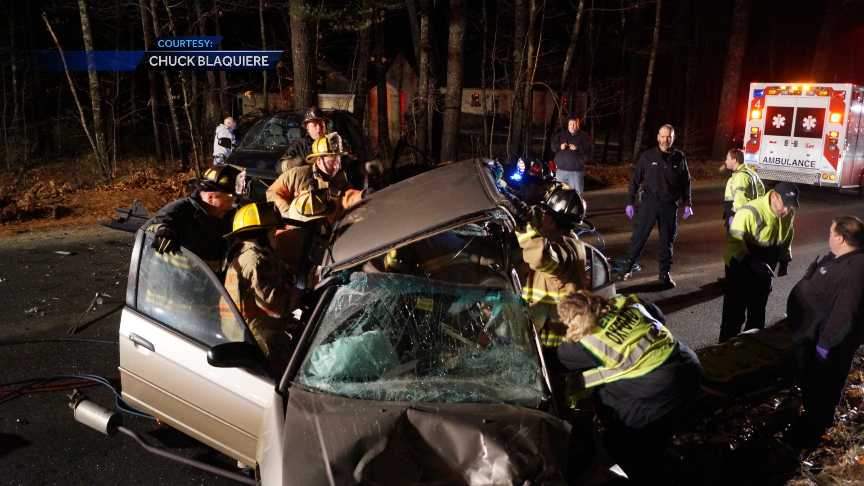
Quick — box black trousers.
[719,260,773,342]
[791,341,858,443]
[625,197,679,274]
[599,405,682,484]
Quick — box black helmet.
[302,106,327,126]
[198,165,240,194]
[543,186,586,226]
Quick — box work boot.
[659,272,676,288]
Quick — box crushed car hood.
[281,388,571,486]
[326,159,512,273]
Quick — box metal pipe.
[117,426,256,485]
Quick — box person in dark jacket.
[147,165,240,271]
[551,116,592,193]
[615,124,693,288]
[553,291,702,483]
[784,215,864,449]
[280,106,328,167]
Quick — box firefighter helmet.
[302,106,328,126]
[287,189,333,222]
[544,186,586,226]
[306,132,349,161]
[199,165,240,194]
[225,202,282,238]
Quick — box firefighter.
[266,132,352,217]
[554,291,701,483]
[516,186,590,350]
[784,215,864,449]
[718,182,798,343]
[280,106,328,167]
[722,148,765,231]
[277,189,339,287]
[148,165,240,271]
[222,202,302,370]
[615,124,693,288]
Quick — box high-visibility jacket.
[220,241,298,357]
[724,190,794,267]
[516,224,589,347]
[723,164,765,216]
[578,295,677,388]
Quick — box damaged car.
[76,160,615,485]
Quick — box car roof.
[325,159,512,272]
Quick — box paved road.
[584,182,864,351]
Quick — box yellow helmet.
[225,202,281,238]
[287,189,333,222]
[306,132,348,161]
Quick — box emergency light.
[750,109,762,119]
[830,112,842,123]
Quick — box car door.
[119,230,275,466]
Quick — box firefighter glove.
[777,260,789,277]
[152,225,180,254]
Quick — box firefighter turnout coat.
[723,164,765,221]
[724,190,794,268]
[516,224,589,347]
[266,164,349,217]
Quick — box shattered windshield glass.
[296,272,545,407]
[238,116,304,149]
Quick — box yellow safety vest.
[578,295,676,387]
[724,164,765,212]
[724,191,794,266]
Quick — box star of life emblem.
[802,115,817,131]
[771,114,786,129]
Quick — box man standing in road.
[615,124,693,288]
[718,182,798,343]
[722,148,764,231]
[552,115,592,193]
[212,117,237,165]
[784,215,864,449]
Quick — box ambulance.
[743,82,864,190]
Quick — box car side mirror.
[207,342,265,369]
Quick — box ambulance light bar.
[763,85,832,96]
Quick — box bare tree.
[194,0,219,126]
[508,0,528,158]
[290,0,316,110]
[711,0,750,160]
[149,0,185,167]
[559,0,585,99]
[259,0,268,109]
[138,0,163,162]
[77,0,111,177]
[440,0,465,162]
[352,26,370,124]
[632,0,662,162]
[413,0,431,155]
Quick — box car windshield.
[295,272,545,407]
[238,116,305,150]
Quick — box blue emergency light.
[753,89,764,98]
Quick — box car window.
[295,272,544,407]
[238,116,304,149]
[137,232,247,347]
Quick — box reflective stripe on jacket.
[579,295,676,387]
[723,164,765,212]
[516,224,588,347]
[724,191,794,266]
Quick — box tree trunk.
[290,0,316,110]
[139,0,163,162]
[415,3,431,155]
[632,0,662,162]
[150,0,186,168]
[559,0,585,95]
[194,0,219,126]
[353,27,370,126]
[508,0,528,159]
[162,0,202,174]
[77,0,110,178]
[520,0,540,157]
[440,0,465,163]
[405,0,421,65]
[711,0,750,160]
[211,12,229,115]
[376,67,390,158]
[259,0,268,110]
